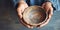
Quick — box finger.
[49,7,53,15]
[41,3,46,9]
[20,18,33,28]
[40,17,51,28]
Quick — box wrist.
[45,2,52,5]
[43,0,52,6]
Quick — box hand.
[39,2,53,28]
[17,0,33,28]
[17,0,28,18]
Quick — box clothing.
[13,0,60,11]
[49,0,60,11]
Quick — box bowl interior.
[23,6,47,25]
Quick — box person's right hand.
[17,0,33,28]
[17,0,28,19]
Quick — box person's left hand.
[39,2,53,28]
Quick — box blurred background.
[0,0,60,30]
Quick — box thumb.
[41,2,46,9]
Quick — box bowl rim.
[22,5,48,26]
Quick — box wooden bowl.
[23,6,48,26]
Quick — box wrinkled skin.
[17,0,53,28]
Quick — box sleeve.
[49,0,60,11]
[12,0,27,7]
[12,0,19,6]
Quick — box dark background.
[0,0,60,30]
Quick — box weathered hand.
[17,0,33,28]
[17,0,28,18]
[40,2,53,28]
